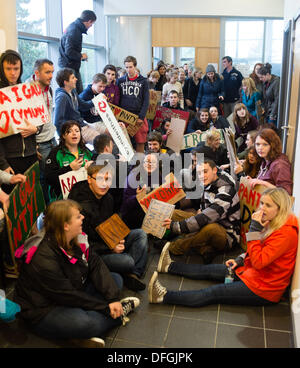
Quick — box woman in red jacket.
[148,187,298,307]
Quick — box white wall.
[0,0,17,53]
[104,0,284,18]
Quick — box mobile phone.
[78,153,84,160]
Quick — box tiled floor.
[0,243,294,348]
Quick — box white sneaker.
[157,242,173,273]
[148,271,167,303]
[70,337,105,348]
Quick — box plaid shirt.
[171,170,240,248]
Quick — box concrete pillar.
[0,0,17,53]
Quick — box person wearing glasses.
[45,120,92,201]
[68,163,148,292]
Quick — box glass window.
[62,0,95,43]
[80,48,96,89]
[180,47,195,65]
[17,0,46,35]
[18,39,48,81]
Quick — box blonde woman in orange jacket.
[149,187,298,307]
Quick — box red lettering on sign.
[98,100,107,113]
[0,90,12,105]
[0,110,10,133]
[11,86,23,102]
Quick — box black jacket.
[0,49,37,170]
[68,181,115,254]
[58,18,87,71]
[14,232,120,325]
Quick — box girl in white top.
[161,70,184,109]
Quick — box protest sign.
[93,94,134,161]
[137,173,186,213]
[5,162,45,276]
[146,90,160,120]
[142,199,175,239]
[0,82,49,138]
[181,129,225,150]
[166,117,186,153]
[59,167,87,199]
[95,213,130,250]
[152,106,189,130]
[238,177,267,250]
[109,103,138,126]
[224,128,239,183]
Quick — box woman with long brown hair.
[14,200,140,348]
[249,128,293,195]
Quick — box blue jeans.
[101,229,148,277]
[164,263,275,307]
[32,273,123,340]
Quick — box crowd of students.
[0,9,297,349]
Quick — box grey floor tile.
[265,330,293,348]
[164,317,216,348]
[219,304,264,328]
[216,324,265,348]
[173,303,218,323]
[264,303,292,332]
[115,312,171,347]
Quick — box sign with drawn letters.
[59,167,87,199]
[0,82,49,138]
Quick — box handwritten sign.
[238,177,266,250]
[152,106,189,130]
[142,199,175,239]
[137,173,186,213]
[59,168,87,199]
[224,128,238,183]
[166,118,186,153]
[5,162,45,275]
[95,213,130,249]
[0,82,49,138]
[181,129,225,150]
[146,90,160,120]
[109,103,138,126]
[93,94,134,161]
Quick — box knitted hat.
[206,64,216,73]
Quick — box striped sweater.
[171,170,240,248]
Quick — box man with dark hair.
[68,164,148,291]
[162,90,184,110]
[222,56,243,118]
[0,50,38,178]
[117,55,149,153]
[30,58,56,203]
[54,68,102,144]
[58,10,97,94]
[79,73,107,124]
[163,159,240,264]
[103,64,120,105]
[147,131,163,153]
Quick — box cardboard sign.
[0,82,49,138]
[238,177,267,250]
[152,106,189,130]
[181,129,225,150]
[224,128,239,183]
[142,199,175,239]
[146,89,160,120]
[95,213,130,249]
[109,103,138,126]
[93,94,134,161]
[166,117,186,153]
[59,168,87,199]
[137,173,186,213]
[5,162,45,276]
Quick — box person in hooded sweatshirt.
[0,50,39,185]
[58,10,97,94]
[116,56,149,153]
[54,68,97,144]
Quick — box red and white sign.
[0,82,50,138]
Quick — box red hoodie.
[235,214,299,302]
